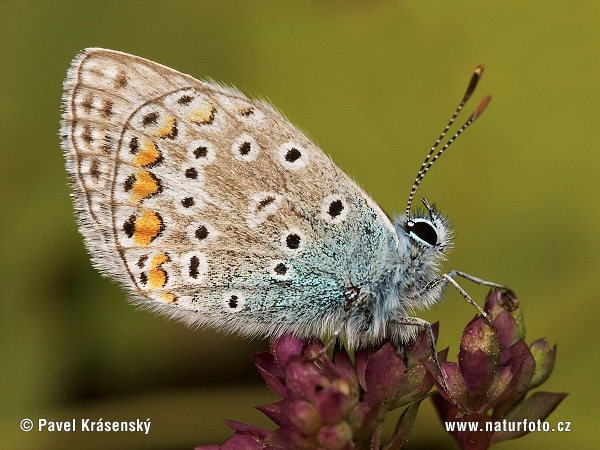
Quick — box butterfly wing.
[61,48,399,339]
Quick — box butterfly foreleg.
[421,270,506,325]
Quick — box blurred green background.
[1,1,598,448]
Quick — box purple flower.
[428,289,567,449]
[197,327,441,449]
[198,290,565,449]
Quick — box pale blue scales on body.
[61,48,501,350]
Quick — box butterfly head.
[397,66,488,261]
[396,198,453,257]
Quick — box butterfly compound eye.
[408,221,438,246]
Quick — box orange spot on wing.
[133,139,161,167]
[235,105,254,116]
[153,116,177,139]
[148,253,170,288]
[133,210,164,246]
[160,292,176,303]
[131,170,160,202]
[189,101,216,124]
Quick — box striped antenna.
[405,66,489,218]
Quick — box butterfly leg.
[446,270,506,289]
[442,274,491,324]
[317,320,349,357]
[424,271,506,325]
[394,316,450,396]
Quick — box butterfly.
[60,48,502,351]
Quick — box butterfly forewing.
[61,48,397,337]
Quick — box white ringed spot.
[269,260,295,281]
[173,191,205,215]
[187,139,216,165]
[222,291,245,312]
[278,142,309,170]
[320,194,349,224]
[247,192,282,229]
[179,163,205,185]
[231,133,259,162]
[179,251,208,284]
[280,228,305,252]
[186,220,218,246]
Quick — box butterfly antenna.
[405,66,489,218]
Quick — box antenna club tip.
[464,65,485,100]
[473,95,492,119]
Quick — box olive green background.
[1,1,597,449]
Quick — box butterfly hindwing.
[61,48,398,338]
